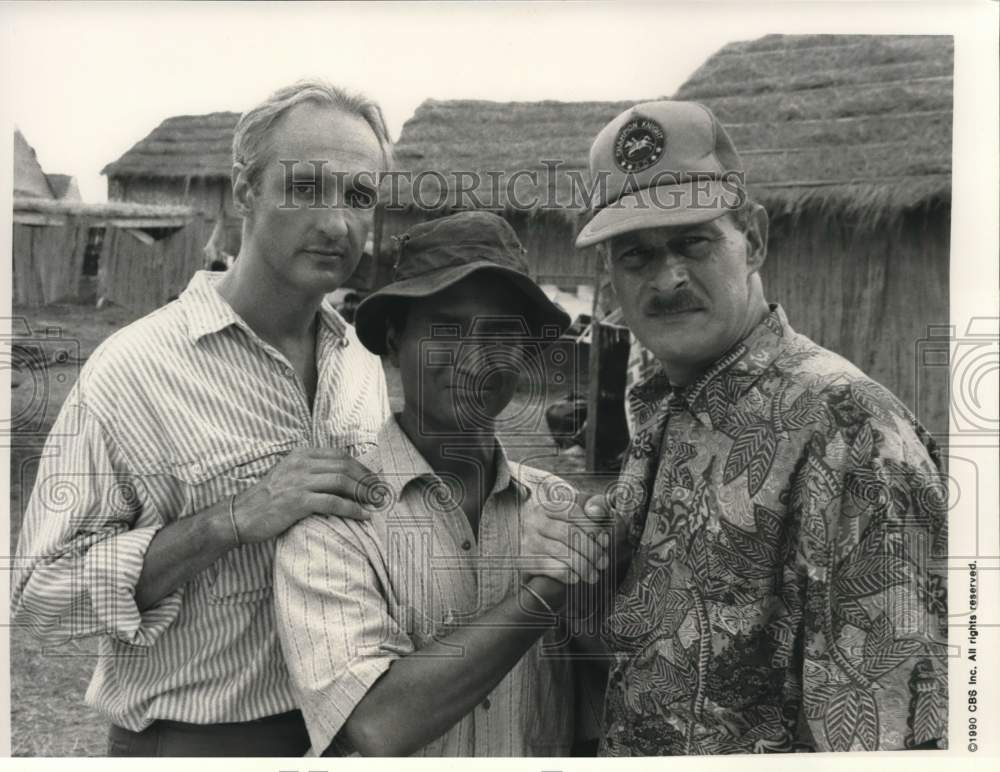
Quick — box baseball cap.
[575,100,746,248]
[354,211,571,355]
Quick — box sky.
[0,1,993,203]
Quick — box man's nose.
[316,201,350,241]
[650,250,689,291]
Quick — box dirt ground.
[7,300,608,757]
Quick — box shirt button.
[461,540,472,551]
[482,698,491,710]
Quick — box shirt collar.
[180,270,350,343]
[628,304,793,429]
[377,415,529,503]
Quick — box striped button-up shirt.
[11,270,389,730]
[274,415,576,756]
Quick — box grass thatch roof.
[388,99,644,213]
[675,34,953,222]
[101,112,239,179]
[14,128,55,199]
[98,34,951,224]
[45,174,81,201]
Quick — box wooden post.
[584,261,602,472]
[584,260,632,473]
[372,204,385,286]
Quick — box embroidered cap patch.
[614,117,666,172]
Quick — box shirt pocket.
[166,445,292,604]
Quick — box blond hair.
[232,78,393,191]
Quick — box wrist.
[525,575,568,613]
[206,493,240,552]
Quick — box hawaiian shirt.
[601,304,948,755]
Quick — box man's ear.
[744,203,769,274]
[232,163,254,217]
[600,240,613,271]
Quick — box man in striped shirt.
[12,80,394,756]
[274,211,614,756]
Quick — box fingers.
[526,560,579,586]
[581,494,613,525]
[528,530,608,583]
[305,472,382,506]
[305,492,369,521]
[538,494,610,532]
[303,452,378,481]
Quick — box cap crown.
[587,100,745,209]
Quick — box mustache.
[643,291,703,316]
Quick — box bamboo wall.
[12,219,90,305]
[98,217,211,314]
[761,205,950,437]
[109,177,240,253]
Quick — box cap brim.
[355,261,571,355]
[575,180,742,248]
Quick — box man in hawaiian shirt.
[575,101,949,754]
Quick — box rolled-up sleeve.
[274,515,414,756]
[11,400,183,647]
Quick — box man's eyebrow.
[670,221,722,236]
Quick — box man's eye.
[617,248,652,267]
[673,236,712,255]
[292,183,315,197]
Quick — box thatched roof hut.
[380,99,648,288]
[102,112,241,253]
[14,128,53,199]
[675,33,952,224]
[673,33,953,437]
[101,112,238,180]
[389,99,641,211]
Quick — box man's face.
[389,273,530,434]
[606,211,767,378]
[235,101,384,294]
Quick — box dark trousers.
[107,710,310,757]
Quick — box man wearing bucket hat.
[274,211,612,756]
[578,101,948,754]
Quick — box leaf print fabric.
[604,305,948,755]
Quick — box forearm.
[336,576,565,757]
[134,496,235,611]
